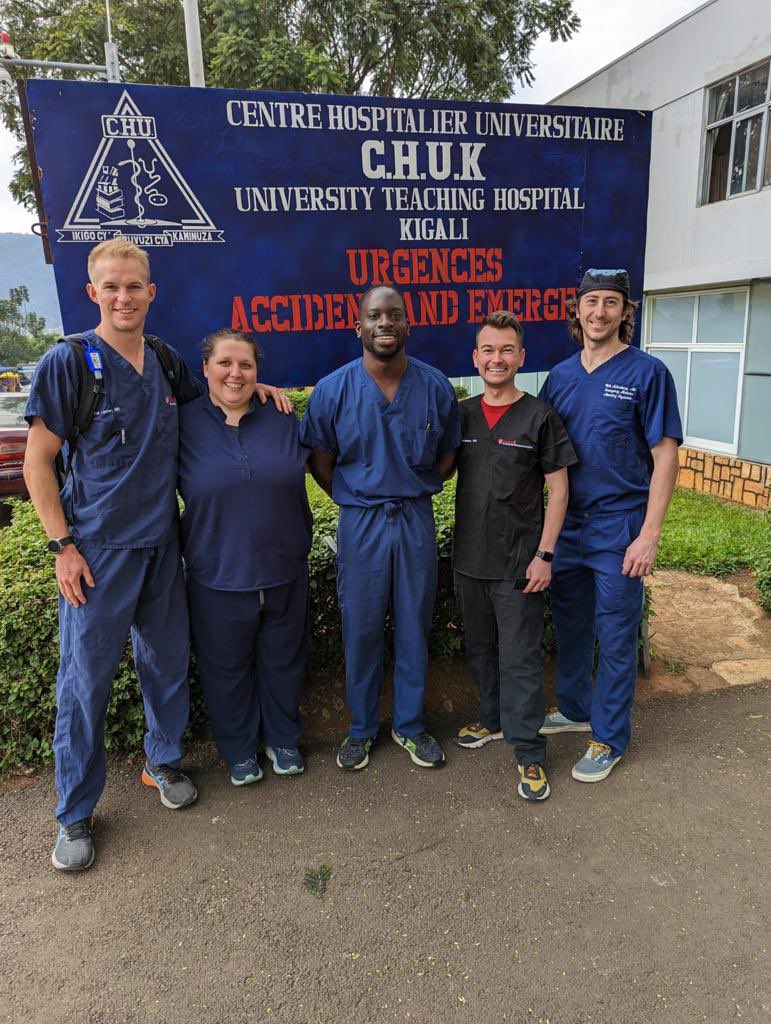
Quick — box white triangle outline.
[62,90,217,231]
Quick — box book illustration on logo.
[57,90,224,245]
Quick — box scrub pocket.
[401,428,439,471]
[491,446,536,501]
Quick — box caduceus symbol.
[118,139,147,227]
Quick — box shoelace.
[588,741,612,760]
[272,747,297,757]
[62,820,91,840]
[233,759,256,770]
[524,763,541,781]
[151,764,185,786]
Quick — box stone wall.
[677,447,770,510]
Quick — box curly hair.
[566,295,639,345]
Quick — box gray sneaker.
[539,708,592,735]
[141,761,198,809]
[391,728,446,768]
[51,818,95,872]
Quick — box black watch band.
[47,535,76,555]
[535,549,553,563]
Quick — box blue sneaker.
[141,761,198,808]
[391,728,445,768]
[539,708,592,735]
[229,756,264,786]
[571,742,622,782]
[265,746,305,776]
[51,818,95,872]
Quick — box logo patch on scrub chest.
[497,438,534,449]
[164,395,177,406]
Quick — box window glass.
[708,79,735,122]
[648,348,687,421]
[730,114,763,194]
[686,352,740,444]
[737,62,769,112]
[696,291,745,342]
[764,126,771,187]
[705,123,732,202]
[650,296,694,343]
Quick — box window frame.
[700,58,771,205]
[644,287,749,455]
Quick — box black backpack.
[55,333,184,487]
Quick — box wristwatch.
[535,549,553,562]
[47,535,76,555]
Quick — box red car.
[0,393,29,500]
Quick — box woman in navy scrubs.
[178,329,312,783]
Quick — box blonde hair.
[87,239,151,284]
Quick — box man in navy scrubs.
[23,239,287,871]
[452,310,576,800]
[301,286,460,771]
[539,269,682,782]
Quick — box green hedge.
[756,514,771,612]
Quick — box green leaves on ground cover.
[303,863,332,898]
[656,488,769,578]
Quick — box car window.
[0,395,29,428]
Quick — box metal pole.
[104,42,121,82]
[0,57,108,73]
[182,0,205,87]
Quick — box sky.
[0,0,707,233]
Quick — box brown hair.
[566,295,640,345]
[87,239,150,283]
[201,328,264,369]
[475,310,524,346]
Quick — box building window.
[645,288,747,454]
[702,59,771,204]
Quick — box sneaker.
[571,741,622,783]
[539,707,592,735]
[391,728,445,768]
[141,761,198,809]
[51,818,95,872]
[336,735,375,771]
[229,756,264,786]
[265,745,305,776]
[453,721,504,749]
[517,763,551,801]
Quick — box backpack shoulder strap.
[55,334,104,486]
[144,334,184,403]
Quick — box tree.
[0,285,57,364]
[0,0,579,209]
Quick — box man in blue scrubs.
[301,286,460,771]
[23,239,287,871]
[539,269,682,782]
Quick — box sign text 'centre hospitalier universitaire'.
[27,81,651,384]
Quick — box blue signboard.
[27,80,651,385]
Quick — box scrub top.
[178,396,312,591]
[299,356,461,506]
[25,330,199,548]
[453,394,577,580]
[539,346,682,514]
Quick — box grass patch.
[657,488,768,576]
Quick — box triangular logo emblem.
[57,90,224,245]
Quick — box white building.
[551,0,771,508]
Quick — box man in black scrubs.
[452,310,576,800]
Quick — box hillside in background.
[0,233,62,334]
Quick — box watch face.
[47,539,61,554]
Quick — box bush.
[755,514,771,612]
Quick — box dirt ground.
[1,575,770,1024]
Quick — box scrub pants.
[337,499,437,739]
[187,567,308,766]
[55,540,190,826]
[549,508,646,757]
[454,573,546,766]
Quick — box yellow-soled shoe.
[518,762,551,801]
[453,722,504,749]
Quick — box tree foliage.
[0,284,57,363]
[0,0,579,208]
